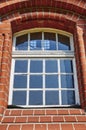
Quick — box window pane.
[62,90,75,105]
[45,60,58,73]
[45,75,58,88]
[30,75,43,88]
[58,34,70,50]
[29,91,43,105]
[45,91,59,105]
[12,91,26,105]
[16,34,28,50]
[30,32,42,50]
[15,60,28,73]
[14,75,27,88]
[30,60,43,73]
[44,32,56,50]
[60,60,73,73]
[61,75,74,88]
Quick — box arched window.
[9,28,80,107]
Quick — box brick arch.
[0,0,86,19]
[11,12,76,34]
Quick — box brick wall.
[0,0,86,130]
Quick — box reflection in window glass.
[44,32,56,50]
[58,34,70,50]
[46,91,59,105]
[29,91,43,105]
[61,75,74,88]
[30,60,43,73]
[16,34,28,50]
[13,91,26,105]
[45,75,58,88]
[30,75,43,88]
[62,90,75,105]
[15,60,28,73]
[45,60,58,73]
[30,32,42,50]
[14,75,27,88]
[60,60,73,73]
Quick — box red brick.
[40,116,51,123]
[28,116,39,123]
[22,124,33,130]
[61,124,73,130]
[22,110,33,115]
[53,116,64,122]
[46,109,57,115]
[58,110,69,115]
[76,116,86,122]
[34,109,45,115]
[48,124,60,130]
[4,110,10,116]
[74,124,86,130]
[2,117,15,123]
[64,116,76,122]
[10,110,22,116]
[8,125,21,130]
[0,125,8,130]
[15,117,27,123]
[35,124,46,130]
[70,109,81,115]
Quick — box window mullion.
[43,59,45,106]
[58,59,62,105]
[13,37,16,51]
[56,33,58,50]
[73,59,80,105]
[42,32,44,51]
[26,59,30,106]
[28,33,30,50]
[9,59,15,105]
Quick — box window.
[9,29,80,107]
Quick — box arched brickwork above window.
[0,0,86,17]
[11,13,76,34]
[0,0,85,34]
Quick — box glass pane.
[29,91,43,105]
[60,60,73,73]
[58,34,70,50]
[44,32,56,50]
[62,90,75,105]
[30,75,43,88]
[45,91,59,105]
[45,75,58,88]
[45,60,58,73]
[15,60,28,73]
[30,32,42,50]
[30,60,43,73]
[12,91,26,105]
[14,75,27,88]
[16,34,28,50]
[61,75,74,88]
